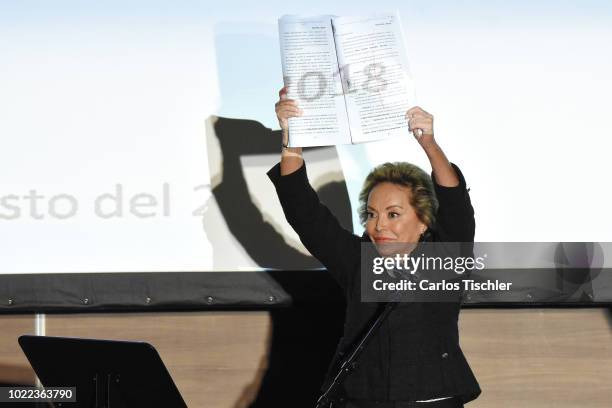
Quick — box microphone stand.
[315,297,401,408]
[315,260,424,408]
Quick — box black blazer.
[267,161,481,404]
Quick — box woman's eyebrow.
[367,205,403,210]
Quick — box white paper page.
[332,13,415,144]
[278,15,351,147]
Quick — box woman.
[267,86,481,407]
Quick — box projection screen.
[1,1,611,310]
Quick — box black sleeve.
[267,161,360,290]
[431,163,475,243]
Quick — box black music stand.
[18,335,187,408]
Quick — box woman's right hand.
[275,86,302,133]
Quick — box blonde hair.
[358,162,438,227]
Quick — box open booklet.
[278,12,416,147]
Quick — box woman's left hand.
[405,106,436,149]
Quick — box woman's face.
[366,182,427,256]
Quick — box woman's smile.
[373,236,395,242]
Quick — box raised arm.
[270,86,360,290]
[406,106,475,242]
[406,106,459,187]
[275,86,304,176]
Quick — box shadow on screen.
[206,115,348,408]
[207,26,355,407]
